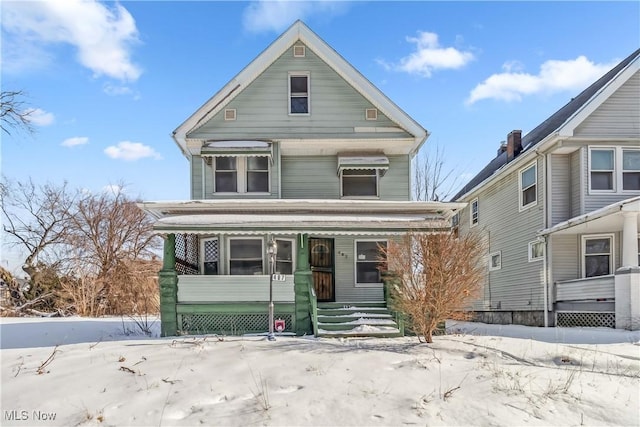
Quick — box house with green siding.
[139,21,465,338]
[452,49,640,330]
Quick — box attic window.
[289,72,310,115]
[224,109,236,121]
[293,45,305,57]
[365,108,378,121]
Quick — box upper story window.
[342,169,379,197]
[470,198,479,227]
[214,156,270,194]
[528,240,544,262]
[582,234,613,277]
[590,148,615,191]
[589,147,640,193]
[519,163,537,210]
[289,73,309,114]
[622,149,640,191]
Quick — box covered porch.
[541,196,640,329]
[139,199,465,336]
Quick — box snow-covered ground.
[1,317,639,427]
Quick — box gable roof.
[453,48,640,201]
[172,20,427,158]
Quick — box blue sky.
[1,1,639,269]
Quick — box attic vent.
[293,45,305,57]
[224,109,236,121]
[365,108,378,121]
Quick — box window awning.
[337,155,389,175]
[201,141,272,157]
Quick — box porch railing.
[554,275,615,302]
[177,275,295,303]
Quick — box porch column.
[159,233,179,336]
[621,211,638,267]
[294,233,313,335]
[615,211,640,330]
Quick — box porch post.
[615,210,640,330]
[294,233,313,335]
[159,233,179,336]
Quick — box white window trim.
[274,237,296,275]
[213,156,271,195]
[288,71,310,116]
[470,198,479,228]
[354,239,388,288]
[227,237,265,275]
[581,234,615,278]
[200,237,221,275]
[518,162,537,211]
[528,239,544,262]
[340,169,381,199]
[622,148,640,193]
[489,251,501,271]
[588,147,617,194]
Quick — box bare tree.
[384,231,485,343]
[413,144,459,202]
[1,178,77,282]
[1,90,34,135]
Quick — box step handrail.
[308,284,318,337]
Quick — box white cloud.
[25,108,55,126]
[102,184,124,195]
[242,0,348,33]
[383,31,474,78]
[61,136,89,147]
[466,56,616,105]
[1,0,141,81]
[104,141,162,161]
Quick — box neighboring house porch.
[541,196,640,329]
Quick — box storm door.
[309,238,335,302]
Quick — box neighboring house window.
[214,156,270,194]
[470,198,479,227]
[289,73,309,114]
[582,235,613,278]
[355,240,387,285]
[275,239,294,274]
[489,251,501,271]
[622,149,640,191]
[342,169,379,197]
[229,238,263,275]
[528,240,544,262]
[589,148,615,191]
[519,163,537,209]
[202,238,219,275]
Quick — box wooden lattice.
[556,312,615,328]
[175,234,199,275]
[180,313,293,335]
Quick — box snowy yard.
[1,317,639,427]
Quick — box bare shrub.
[384,231,485,343]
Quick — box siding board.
[550,154,570,225]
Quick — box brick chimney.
[506,130,522,161]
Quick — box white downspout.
[542,152,550,327]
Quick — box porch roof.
[539,196,640,236]
[151,213,450,235]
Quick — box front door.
[309,237,335,302]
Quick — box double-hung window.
[470,198,479,227]
[590,148,615,191]
[355,240,387,286]
[229,238,263,275]
[214,156,270,194]
[582,235,613,278]
[289,73,309,114]
[519,163,537,209]
[622,149,640,191]
[275,239,294,274]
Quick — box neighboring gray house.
[139,21,464,337]
[453,48,640,329]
